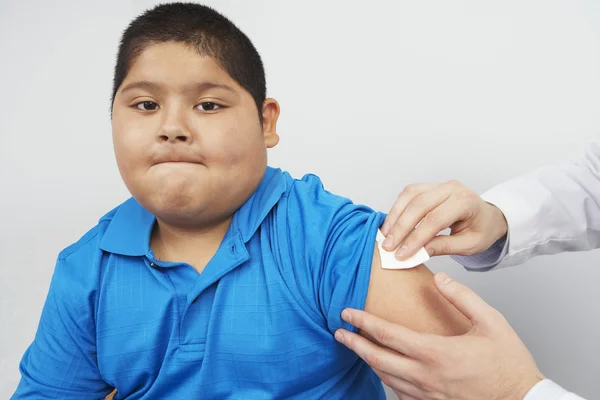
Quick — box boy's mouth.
[152,152,205,165]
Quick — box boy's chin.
[141,190,213,220]
[152,205,221,229]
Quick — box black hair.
[111,2,266,121]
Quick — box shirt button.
[150,262,157,268]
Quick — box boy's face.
[111,42,279,228]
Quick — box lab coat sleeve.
[452,141,600,270]
[524,379,587,400]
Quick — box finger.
[433,272,497,326]
[386,186,452,253]
[382,184,436,237]
[334,328,422,381]
[423,231,481,257]
[339,308,432,358]
[373,369,424,399]
[397,198,470,259]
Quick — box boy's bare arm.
[362,245,471,339]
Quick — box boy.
[12,3,469,399]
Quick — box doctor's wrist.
[512,373,546,400]
[485,201,508,242]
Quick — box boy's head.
[110,2,280,229]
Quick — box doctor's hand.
[382,181,508,260]
[335,273,545,400]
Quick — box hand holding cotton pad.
[376,230,430,269]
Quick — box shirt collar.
[99,166,289,256]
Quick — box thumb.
[433,272,495,326]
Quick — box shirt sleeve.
[451,233,509,271]
[11,256,112,399]
[524,379,587,400]
[452,141,600,270]
[284,174,386,335]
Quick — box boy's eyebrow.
[119,80,239,96]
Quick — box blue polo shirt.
[13,167,386,399]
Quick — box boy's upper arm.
[13,256,111,399]
[363,246,471,337]
[283,174,469,337]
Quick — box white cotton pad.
[376,230,430,269]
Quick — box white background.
[1,1,599,398]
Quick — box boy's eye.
[196,102,221,112]
[135,101,159,111]
[131,101,220,112]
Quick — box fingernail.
[382,235,393,249]
[341,309,352,323]
[395,245,408,259]
[335,330,345,343]
[435,272,452,284]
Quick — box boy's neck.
[150,216,233,274]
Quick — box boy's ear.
[262,98,280,148]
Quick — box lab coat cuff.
[450,232,509,271]
[524,379,585,400]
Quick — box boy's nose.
[157,124,192,143]
[156,105,194,143]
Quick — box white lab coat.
[452,141,600,400]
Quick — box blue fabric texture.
[13,167,386,399]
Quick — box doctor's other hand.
[381,181,508,260]
[335,273,545,400]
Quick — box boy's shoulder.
[270,169,381,241]
[281,169,371,212]
[57,200,128,262]
[238,167,377,246]
[285,171,325,192]
[48,201,131,300]
[282,169,345,200]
